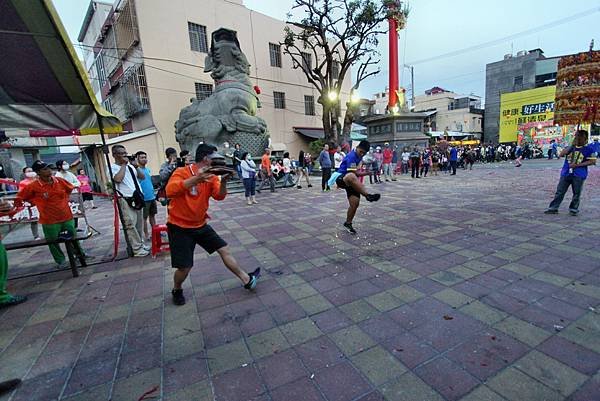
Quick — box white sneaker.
[134,249,149,257]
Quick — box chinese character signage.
[554,50,600,125]
[499,86,556,143]
[0,199,84,224]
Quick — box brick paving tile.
[313,361,371,401]
[2,161,600,401]
[414,357,480,401]
[270,376,326,401]
[537,335,600,375]
[212,365,266,401]
[255,348,308,390]
[294,336,345,371]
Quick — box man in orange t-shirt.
[166,144,260,306]
[15,160,84,268]
[257,148,275,193]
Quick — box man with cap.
[15,160,85,268]
[382,143,394,182]
[166,143,260,305]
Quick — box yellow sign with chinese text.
[499,86,556,143]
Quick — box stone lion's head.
[204,28,251,82]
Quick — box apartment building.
[414,87,484,138]
[484,49,559,143]
[77,0,351,172]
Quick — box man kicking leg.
[335,140,380,234]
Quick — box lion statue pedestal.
[175,28,269,157]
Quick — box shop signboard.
[499,86,556,143]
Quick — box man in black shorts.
[334,140,380,234]
[166,144,260,305]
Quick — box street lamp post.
[403,64,415,108]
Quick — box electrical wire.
[406,6,600,65]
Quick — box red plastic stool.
[151,224,170,257]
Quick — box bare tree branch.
[282,0,390,143]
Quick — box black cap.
[31,160,51,172]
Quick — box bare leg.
[346,195,360,223]
[217,246,250,284]
[143,218,149,240]
[173,267,192,289]
[343,173,370,197]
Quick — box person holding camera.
[111,145,148,257]
[544,129,596,216]
[159,147,179,187]
[166,144,260,305]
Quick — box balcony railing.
[114,0,139,59]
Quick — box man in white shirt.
[334,146,345,171]
[401,149,410,174]
[111,145,149,257]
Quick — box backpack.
[156,166,176,204]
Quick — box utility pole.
[403,64,415,109]
[410,65,415,108]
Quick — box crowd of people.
[1,131,598,310]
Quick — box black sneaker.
[244,268,261,290]
[0,378,21,394]
[544,209,558,214]
[343,222,357,234]
[365,193,381,202]
[171,289,186,305]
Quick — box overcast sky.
[54,0,599,103]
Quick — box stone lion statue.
[175,28,268,155]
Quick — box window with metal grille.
[513,75,523,90]
[273,91,286,109]
[269,43,282,67]
[188,22,208,53]
[120,64,150,118]
[304,95,315,115]
[95,52,107,87]
[332,61,340,79]
[102,98,113,114]
[195,83,213,100]
[301,52,312,72]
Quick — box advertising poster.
[499,86,556,143]
[554,50,600,125]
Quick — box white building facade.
[77,0,352,172]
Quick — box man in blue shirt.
[318,143,333,191]
[590,137,600,156]
[335,140,380,234]
[449,145,458,175]
[136,151,157,240]
[545,130,597,216]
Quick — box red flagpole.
[388,16,399,110]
